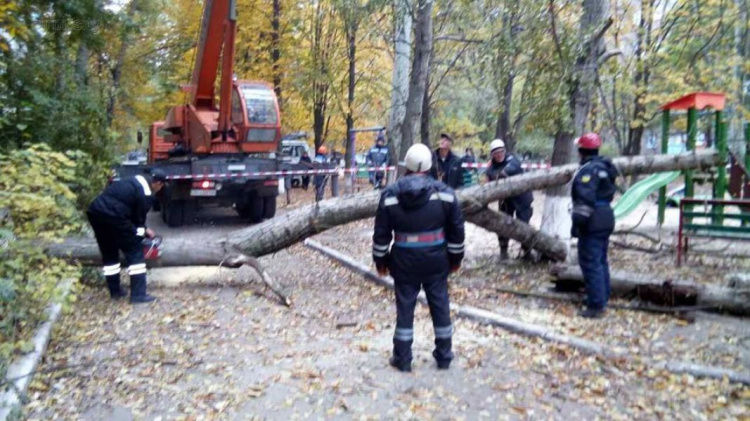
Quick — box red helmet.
[576,132,602,150]
[318,145,329,155]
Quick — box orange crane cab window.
[241,86,278,125]
[231,89,244,126]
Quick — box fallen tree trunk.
[466,208,567,261]
[47,150,719,266]
[306,239,750,385]
[42,238,291,306]
[229,150,719,258]
[550,265,750,316]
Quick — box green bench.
[677,198,750,266]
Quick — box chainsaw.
[142,235,163,260]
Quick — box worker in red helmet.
[571,133,619,318]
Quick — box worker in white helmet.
[372,143,465,372]
[484,139,534,260]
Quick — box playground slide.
[613,171,681,220]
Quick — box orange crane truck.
[115,0,287,227]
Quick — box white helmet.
[404,143,433,173]
[490,139,506,153]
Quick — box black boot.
[499,247,510,261]
[389,356,412,372]
[106,276,127,299]
[129,273,157,304]
[578,307,606,319]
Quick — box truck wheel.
[263,196,277,219]
[238,194,264,223]
[164,199,185,227]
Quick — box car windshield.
[241,86,277,124]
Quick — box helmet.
[404,143,433,173]
[489,139,506,153]
[576,132,602,150]
[318,145,328,155]
[150,169,167,183]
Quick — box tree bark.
[271,0,282,110]
[388,0,412,165]
[466,209,567,261]
[400,0,433,160]
[106,0,139,128]
[550,265,750,316]
[41,238,291,306]
[345,19,357,168]
[542,0,611,247]
[49,151,719,265]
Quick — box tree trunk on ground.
[307,239,750,385]
[400,0,433,160]
[388,0,412,164]
[42,238,291,306]
[47,151,717,268]
[550,265,750,316]
[466,209,566,261]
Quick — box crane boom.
[190,0,233,109]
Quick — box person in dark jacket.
[570,133,619,319]
[484,139,534,260]
[366,132,390,189]
[87,170,166,303]
[300,151,312,190]
[373,143,465,372]
[429,133,464,190]
[313,145,330,201]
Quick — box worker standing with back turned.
[570,133,619,319]
[372,143,465,372]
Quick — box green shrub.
[0,143,105,379]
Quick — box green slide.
[613,171,681,220]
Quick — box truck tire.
[164,199,185,227]
[263,196,277,219]
[238,194,263,223]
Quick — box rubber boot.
[129,273,156,304]
[106,275,127,299]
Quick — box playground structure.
[611,92,737,223]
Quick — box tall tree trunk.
[541,0,610,250]
[388,0,412,164]
[495,72,515,150]
[624,0,653,158]
[420,65,432,146]
[400,0,433,161]
[75,42,89,88]
[345,22,357,168]
[106,0,139,128]
[271,0,282,110]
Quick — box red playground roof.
[660,92,726,111]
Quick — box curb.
[0,279,73,420]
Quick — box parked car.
[280,133,312,186]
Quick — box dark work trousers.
[497,200,533,251]
[392,276,454,367]
[577,235,611,310]
[87,211,148,298]
[314,176,328,201]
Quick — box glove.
[450,264,461,274]
[376,264,389,277]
